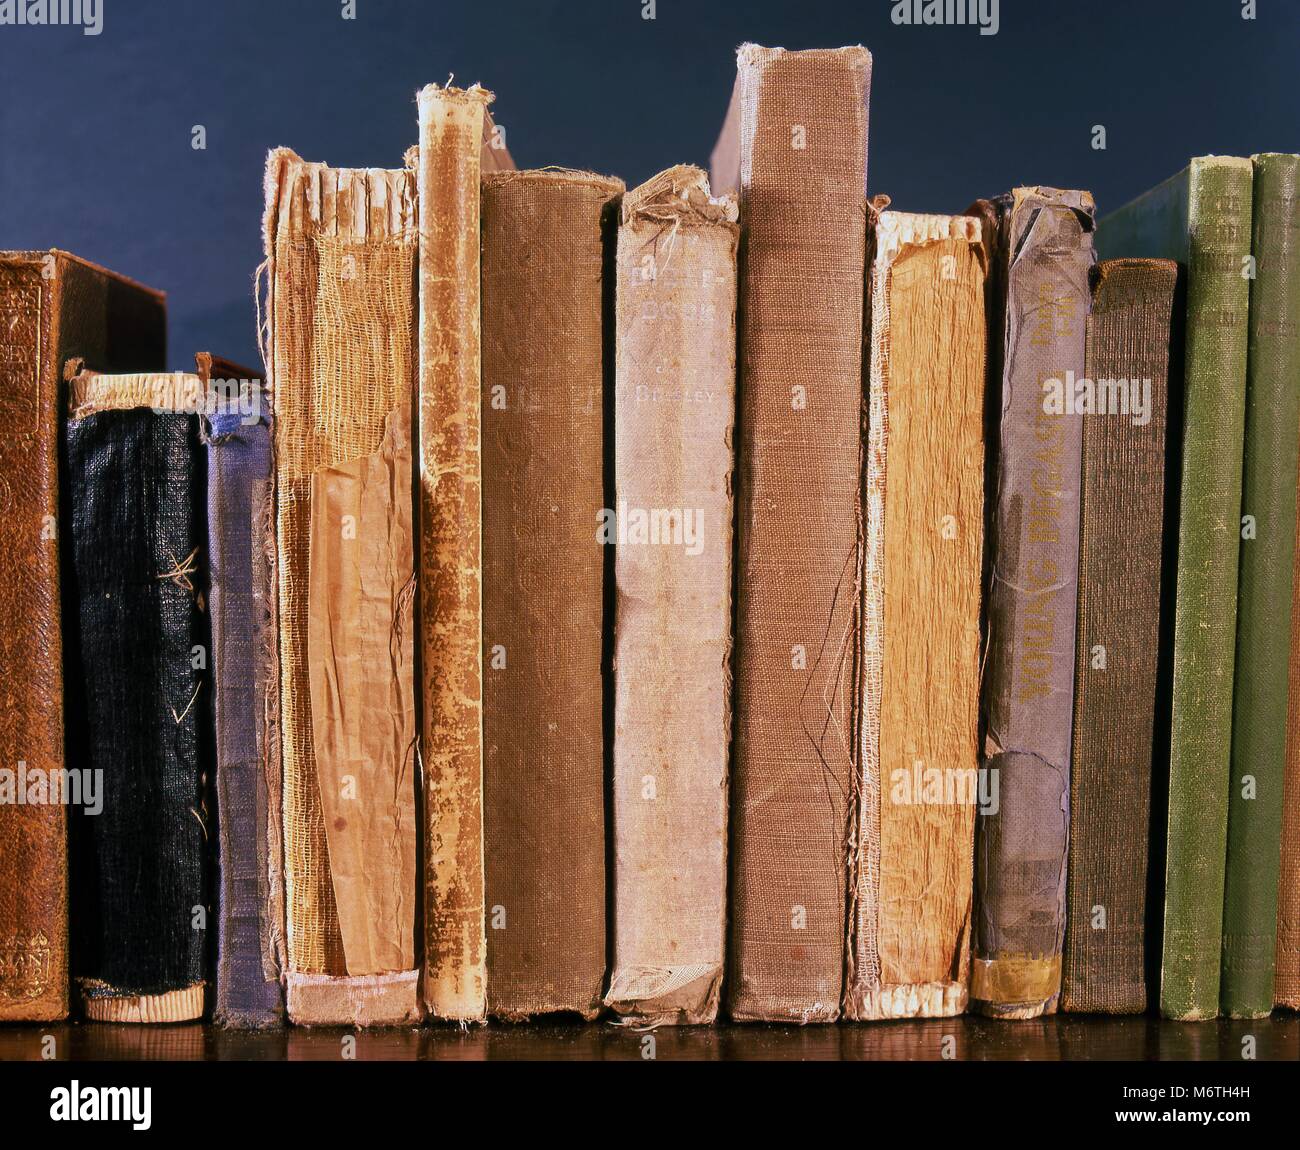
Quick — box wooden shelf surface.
[1,1014,1297,1061]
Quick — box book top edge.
[265,146,413,183]
[65,360,205,419]
[264,149,417,241]
[1011,186,1096,213]
[737,42,872,68]
[415,81,494,108]
[876,210,981,245]
[0,250,166,301]
[1095,256,1179,278]
[622,164,738,227]
[483,168,624,195]
[873,211,981,269]
[1190,153,1253,170]
[1103,158,1252,223]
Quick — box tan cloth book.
[605,166,738,1025]
[480,168,622,1019]
[726,43,872,1023]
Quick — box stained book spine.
[0,256,69,1021]
[728,43,871,1024]
[62,366,208,1023]
[1061,259,1177,1014]
[1284,149,1300,997]
[206,362,282,1028]
[1224,153,1300,1017]
[480,169,622,1019]
[1099,157,1254,1020]
[971,188,1095,1019]
[845,212,985,1021]
[606,166,738,1026]
[416,84,491,1021]
[262,150,420,1026]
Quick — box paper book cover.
[968,187,1095,1020]
[845,210,986,1021]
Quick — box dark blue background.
[2,0,1296,370]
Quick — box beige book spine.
[605,166,738,1026]
[416,83,491,1022]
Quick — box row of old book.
[0,44,1297,1030]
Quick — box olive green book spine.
[1222,153,1300,1018]
[1098,156,1254,1021]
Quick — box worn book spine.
[1099,157,1253,1020]
[0,252,163,1021]
[480,168,622,1019]
[0,254,67,1022]
[605,166,738,1026]
[205,357,283,1028]
[1224,153,1300,1017]
[969,188,1095,1019]
[262,150,420,1026]
[728,43,872,1024]
[845,212,986,1021]
[416,83,491,1022]
[63,364,208,1023]
[1061,259,1177,1014]
[1282,245,1300,1012]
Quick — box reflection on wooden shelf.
[0,1015,1297,1061]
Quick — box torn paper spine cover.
[727,44,871,1023]
[0,251,165,1022]
[606,166,738,1025]
[845,211,986,1020]
[262,149,420,1026]
[416,83,491,1022]
[968,187,1095,1019]
[205,357,284,1028]
[480,168,622,1019]
[62,361,209,1024]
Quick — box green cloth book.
[1222,154,1300,1018]
[1098,156,1254,1020]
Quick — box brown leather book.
[727,43,872,1023]
[415,82,492,1022]
[0,251,164,1022]
[605,166,739,1026]
[1062,259,1177,1014]
[845,211,986,1020]
[480,168,622,1019]
[262,150,420,1026]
